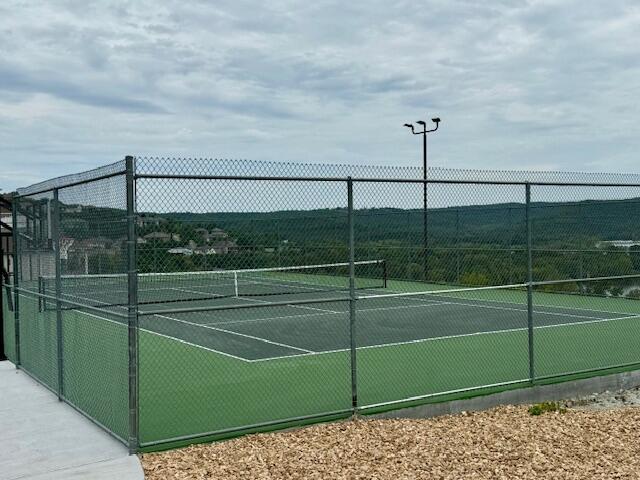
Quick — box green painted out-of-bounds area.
[3,282,640,450]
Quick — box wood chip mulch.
[140,406,640,479]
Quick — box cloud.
[1,0,639,192]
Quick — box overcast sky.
[1,0,639,192]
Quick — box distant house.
[167,247,193,256]
[136,216,167,228]
[209,228,229,240]
[210,239,238,255]
[596,240,640,250]
[193,246,216,256]
[144,232,181,242]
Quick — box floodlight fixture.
[402,115,442,282]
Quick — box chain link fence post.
[347,177,358,413]
[126,156,139,453]
[52,189,64,400]
[12,198,20,367]
[455,207,460,284]
[526,183,535,383]
[578,202,584,280]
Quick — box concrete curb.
[369,370,640,420]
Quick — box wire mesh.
[356,285,531,408]
[55,175,130,441]
[532,277,640,379]
[2,284,15,362]
[138,300,353,444]
[13,191,58,390]
[39,260,385,310]
[9,155,640,451]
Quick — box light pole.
[404,117,440,282]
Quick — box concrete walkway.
[0,361,144,480]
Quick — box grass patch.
[528,401,567,416]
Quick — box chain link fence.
[4,156,640,452]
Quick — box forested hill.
[162,197,640,247]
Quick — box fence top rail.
[15,160,127,198]
[135,172,640,187]
[134,156,640,186]
[15,156,640,195]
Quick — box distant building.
[193,246,216,256]
[210,239,238,254]
[143,232,181,242]
[136,216,167,228]
[596,240,640,249]
[167,247,193,256]
[209,228,229,240]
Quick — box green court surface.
[4,279,640,448]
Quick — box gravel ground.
[141,390,640,479]
[563,386,640,411]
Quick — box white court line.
[201,301,440,327]
[379,296,618,321]
[47,288,339,357]
[385,286,640,317]
[234,294,341,314]
[48,284,639,328]
[246,313,640,363]
[37,286,640,363]
[39,291,310,358]
[17,293,253,363]
[166,286,226,299]
[150,312,314,353]
[200,293,628,329]
[291,304,342,314]
[51,289,322,354]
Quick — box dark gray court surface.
[0,361,143,480]
[126,291,638,361]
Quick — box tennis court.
[9,157,640,451]
[131,285,639,362]
[41,262,640,363]
[23,264,640,447]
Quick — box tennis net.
[39,259,386,310]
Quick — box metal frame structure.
[5,156,640,453]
